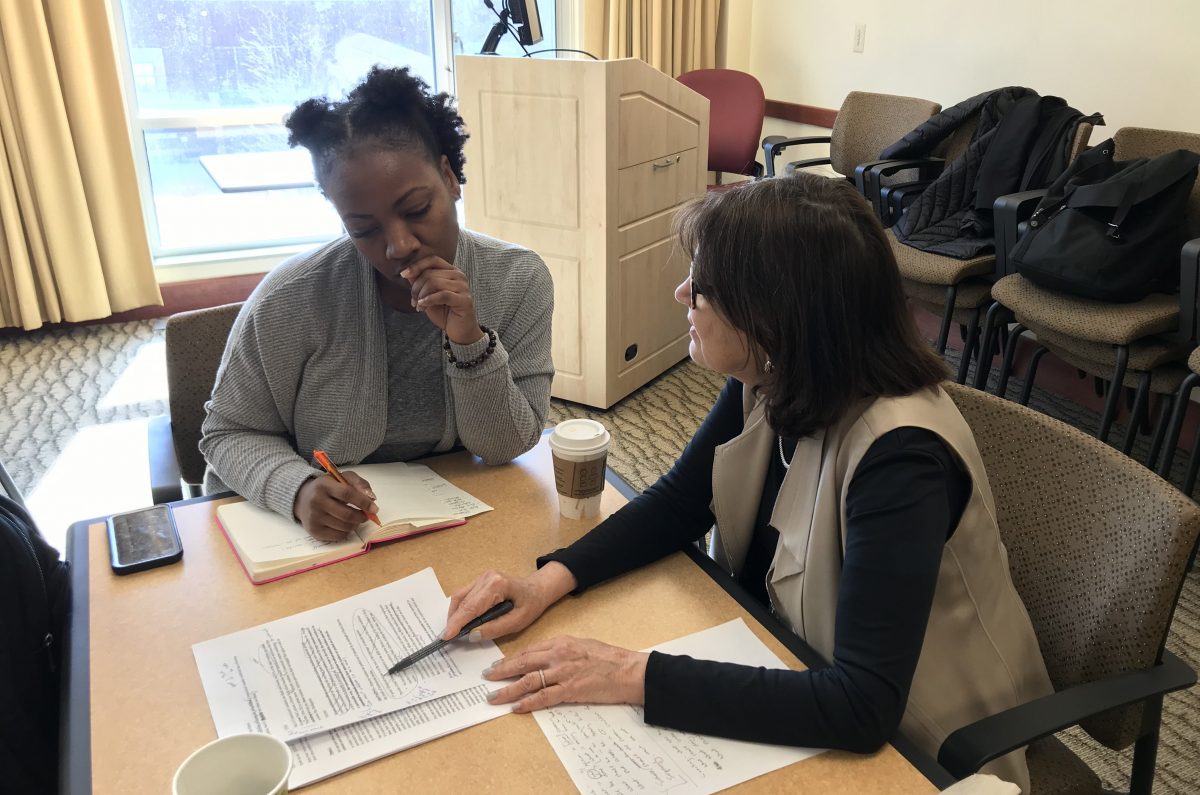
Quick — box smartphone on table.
[107,505,184,575]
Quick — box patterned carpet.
[548,361,725,493]
[0,321,167,496]
[1,319,1197,792]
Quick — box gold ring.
[538,669,547,689]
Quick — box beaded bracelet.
[443,325,498,369]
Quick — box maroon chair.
[676,69,765,189]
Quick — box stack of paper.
[192,568,508,788]
[194,573,828,792]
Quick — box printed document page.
[193,568,497,740]
[286,683,508,789]
[534,619,824,795]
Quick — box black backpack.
[1011,138,1200,301]
[0,495,70,793]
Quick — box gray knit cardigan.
[200,228,554,519]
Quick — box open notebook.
[216,462,492,584]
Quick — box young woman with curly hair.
[201,67,554,541]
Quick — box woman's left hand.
[483,636,650,713]
[402,254,484,345]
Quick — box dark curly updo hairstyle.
[285,66,469,186]
[676,173,948,439]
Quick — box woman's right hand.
[293,473,379,541]
[443,563,578,642]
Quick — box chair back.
[164,303,243,486]
[1113,127,1200,240]
[943,382,1200,750]
[829,91,940,177]
[677,68,765,177]
[932,117,979,163]
[1067,123,1094,163]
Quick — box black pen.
[386,600,514,675]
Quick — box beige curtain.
[0,0,160,331]
[582,0,723,78]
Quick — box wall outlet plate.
[854,23,866,53]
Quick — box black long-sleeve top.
[539,379,970,752]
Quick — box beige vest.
[709,386,1052,793]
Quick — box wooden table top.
[64,438,942,794]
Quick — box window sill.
[153,245,313,284]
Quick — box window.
[111,1,555,262]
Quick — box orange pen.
[313,450,382,527]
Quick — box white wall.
[728,0,1200,153]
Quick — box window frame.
[107,0,474,272]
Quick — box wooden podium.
[456,55,709,408]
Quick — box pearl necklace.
[778,434,791,470]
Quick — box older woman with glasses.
[442,174,1052,792]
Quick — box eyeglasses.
[689,272,704,309]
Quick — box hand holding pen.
[441,564,579,644]
[291,451,381,542]
[387,600,515,674]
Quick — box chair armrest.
[853,158,886,197]
[866,157,946,180]
[1179,237,1200,344]
[762,135,832,177]
[937,649,1196,778]
[148,414,184,505]
[853,158,893,188]
[858,158,946,220]
[992,189,1049,279]
[853,158,898,218]
[880,180,935,226]
[785,156,833,173]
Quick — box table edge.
[61,519,92,795]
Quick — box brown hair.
[675,173,947,438]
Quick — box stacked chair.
[1157,239,1200,491]
[972,128,1200,458]
[862,102,1097,384]
[859,101,990,371]
[760,91,941,189]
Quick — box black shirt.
[539,378,970,752]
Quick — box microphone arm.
[479,4,511,54]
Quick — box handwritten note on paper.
[533,619,824,795]
[193,567,498,740]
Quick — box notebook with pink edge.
[214,462,491,585]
